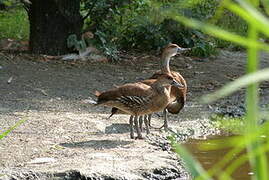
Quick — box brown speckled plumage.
[95,74,183,139]
[109,43,188,132]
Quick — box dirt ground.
[0,50,269,180]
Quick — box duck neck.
[152,82,170,95]
[161,55,171,74]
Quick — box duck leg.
[139,116,143,132]
[129,115,134,139]
[148,109,168,130]
[147,114,152,127]
[134,116,143,139]
[144,115,150,134]
[145,114,160,129]
[163,108,168,129]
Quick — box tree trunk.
[28,0,83,55]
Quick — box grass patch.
[210,114,245,134]
[0,8,29,40]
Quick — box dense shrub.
[0,6,29,40]
[81,0,223,59]
[214,10,248,50]
[0,0,248,58]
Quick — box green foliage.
[67,34,86,52]
[81,0,221,58]
[0,7,29,40]
[0,0,247,58]
[190,40,216,57]
[0,0,13,7]
[94,30,119,61]
[214,10,248,50]
[210,114,245,134]
[169,0,269,179]
[202,68,269,103]
[169,134,213,180]
[0,119,25,140]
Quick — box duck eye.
[168,76,173,80]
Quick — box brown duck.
[110,43,188,134]
[95,74,184,139]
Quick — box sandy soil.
[0,50,269,180]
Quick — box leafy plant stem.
[245,2,268,177]
[171,142,212,180]
[0,119,26,140]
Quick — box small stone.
[7,77,13,84]
[82,99,97,105]
[28,157,56,164]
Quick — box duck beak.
[171,80,185,88]
[177,47,191,54]
[107,107,118,119]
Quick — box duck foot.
[149,124,167,130]
[149,124,163,129]
[130,134,135,139]
[135,136,143,140]
[129,116,135,139]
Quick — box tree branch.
[82,0,98,21]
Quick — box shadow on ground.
[105,123,130,134]
[60,139,133,149]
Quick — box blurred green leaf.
[226,0,269,37]
[171,14,269,52]
[0,119,26,140]
[169,136,212,180]
[201,68,269,104]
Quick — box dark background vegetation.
[0,0,247,58]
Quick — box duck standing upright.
[95,74,184,139]
[110,43,188,132]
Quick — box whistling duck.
[146,44,188,129]
[95,74,184,139]
[110,43,188,132]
